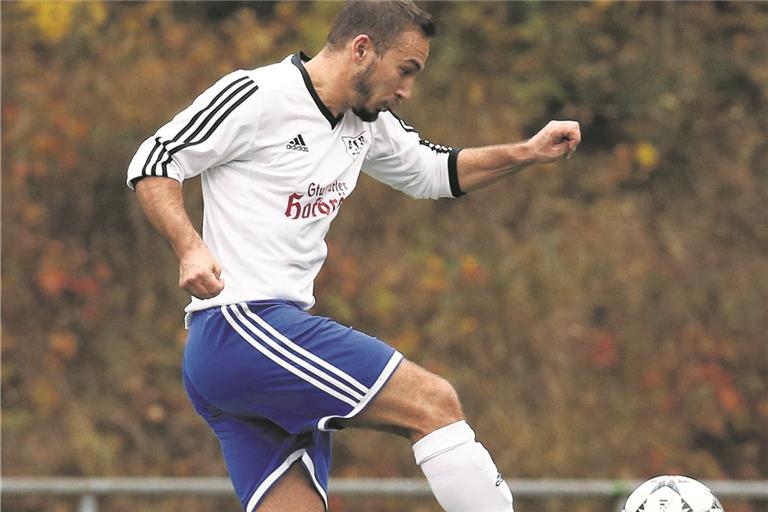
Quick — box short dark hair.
[326,0,436,53]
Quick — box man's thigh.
[257,463,324,512]
[339,359,465,441]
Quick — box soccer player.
[126,1,580,511]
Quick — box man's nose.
[395,78,415,102]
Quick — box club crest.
[342,132,367,159]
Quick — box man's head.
[326,0,436,121]
[326,0,435,54]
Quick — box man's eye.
[400,68,412,76]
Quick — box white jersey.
[127,53,463,314]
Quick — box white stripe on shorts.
[222,305,360,407]
[317,351,403,431]
[246,448,305,512]
[231,303,366,401]
[301,452,328,509]
[240,303,369,394]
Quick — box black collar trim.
[291,52,342,129]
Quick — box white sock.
[412,420,514,512]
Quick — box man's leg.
[340,359,514,512]
[256,463,324,512]
[341,359,463,438]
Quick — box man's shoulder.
[203,56,299,102]
[240,54,302,94]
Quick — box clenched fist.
[179,244,225,299]
[525,120,581,163]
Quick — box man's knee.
[413,372,464,438]
[424,374,463,418]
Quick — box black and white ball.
[622,475,724,512]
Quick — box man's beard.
[351,62,382,122]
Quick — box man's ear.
[350,34,373,64]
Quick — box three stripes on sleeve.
[139,74,260,180]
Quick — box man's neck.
[302,49,350,118]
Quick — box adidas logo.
[286,134,309,152]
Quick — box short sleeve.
[126,70,262,190]
[362,112,463,199]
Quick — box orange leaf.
[68,276,101,298]
[145,403,166,423]
[460,255,488,284]
[717,385,745,414]
[49,332,78,360]
[35,268,68,298]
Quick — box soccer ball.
[622,475,724,512]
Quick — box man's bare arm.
[135,177,225,299]
[457,120,581,193]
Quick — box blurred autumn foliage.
[2,2,767,511]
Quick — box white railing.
[2,477,767,512]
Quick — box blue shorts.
[182,300,402,512]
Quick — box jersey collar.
[291,52,343,129]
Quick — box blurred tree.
[2,1,767,511]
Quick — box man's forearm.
[456,142,535,193]
[135,177,204,258]
[135,177,225,299]
[455,120,581,194]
